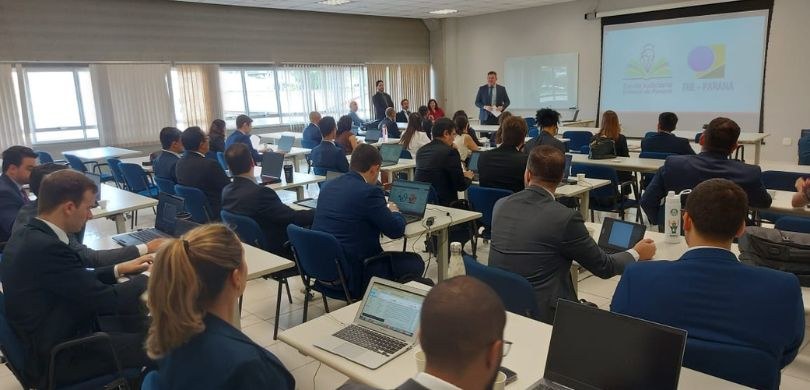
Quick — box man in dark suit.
[641,112,695,155]
[302,111,322,149]
[222,143,314,258]
[310,116,350,173]
[1,170,153,388]
[378,107,401,138]
[225,114,262,163]
[339,277,506,390]
[474,71,510,125]
[153,126,183,183]
[640,117,771,225]
[396,98,411,123]
[523,108,566,155]
[613,179,804,389]
[175,126,231,219]
[313,144,424,298]
[478,116,528,194]
[489,146,655,323]
[372,80,394,120]
[415,118,474,206]
[0,145,37,243]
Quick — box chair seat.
[99,172,115,182]
[135,185,159,198]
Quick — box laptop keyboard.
[403,214,421,224]
[129,229,165,243]
[334,325,407,356]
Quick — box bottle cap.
[450,242,462,252]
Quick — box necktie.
[21,187,30,204]
[489,87,494,106]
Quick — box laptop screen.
[468,151,481,172]
[389,180,430,217]
[261,152,285,177]
[155,193,185,234]
[365,129,381,142]
[358,281,425,337]
[380,144,402,163]
[563,154,573,179]
[278,135,295,152]
[598,217,645,252]
[545,300,687,390]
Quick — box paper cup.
[768,189,776,198]
[493,371,507,390]
[414,350,426,372]
[576,173,586,183]
[97,199,108,209]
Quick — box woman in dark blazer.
[207,119,227,154]
[146,224,294,389]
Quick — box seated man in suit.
[313,144,424,298]
[153,126,183,183]
[0,145,37,243]
[339,277,506,390]
[523,108,566,155]
[396,98,411,123]
[612,179,804,388]
[222,143,314,258]
[225,114,262,163]
[489,145,655,323]
[640,112,695,155]
[310,116,350,174]
[302,111,322,149]
[1,170,153,388]
[378,107,401,138]
[348,101,365,132]
[415,118,474,206]
[12,163,163,267]
[640,117,771,225]
[478,116,528,194]
[175,126,231,219]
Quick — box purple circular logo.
[688,46,715,72]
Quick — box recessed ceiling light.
[429,9,458,15]
[318,0,351,5]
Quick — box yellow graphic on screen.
[625,44,672,80]
[688,44,726,79]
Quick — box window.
[170,69,186,129]
[220,67,280,127]
[24,68,98,143]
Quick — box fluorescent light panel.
[318,0,351,5]
[429,9,458,15]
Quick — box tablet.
[598,218,646,253]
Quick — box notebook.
[597,217,646,254]
[388,180,431,224]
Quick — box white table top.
[250,167,325,190]
[63,146,142,161]
[404,205,481,239]
[756,189,810,217]
[555,178,611,198]
[759,160,810,174]
[257,131,302,141]
[571,153,664,173]
[266,145,310,157]
[91,184,158,219]
[673,130,769,144]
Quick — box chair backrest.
[174,184,212,223]
[462,256,540,320]
[216,151,228,172]
[762,170,804,191]
[694,132,703,144]
[639,151,674,160]
[141,371,159,390]
[579,145,590,154]
[0,292,31,388]
[400,149,412,159]
[35,151,54,164]
[774,216,810,234]
[643,131,657,139]
[301,137,319,149]
[63,153,87,172]
[527,126,539,138]
[221,210,269,249]
[571,164,620,198]
[684,337,780,390]
[119,163,151,193]
[524,117,537,128]
[106,158,126,188]
[286,225,349,284]
[154,176,176,195]
[467,186,512,229]
[562,130,592,151]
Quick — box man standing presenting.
[372,80,394,121]
[475,71,510,125]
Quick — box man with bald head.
[302,111,322,149]
[378,107,401,138]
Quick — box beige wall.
[434,0,810,162]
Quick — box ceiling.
[174,0,577,19]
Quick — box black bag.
[738,226,810,287]
[588,137,616,160]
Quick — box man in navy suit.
[175,126,231,219]
[153,127,183,183]
[0,145,37,243]
[310,116,349,173]
[225,114,262,163]
[302,111,322,149]
[312,144,424,298]
[640,117,771,225]
[612,179,804,389]
[474,71,510,125]
[641,112,695,155]
[378,107,401,138]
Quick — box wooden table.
[63,146,142,161]
[91,184,158,233]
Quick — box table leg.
[407,168,414,181]
[294,155,304,172]
[578,192,590,220]
[113,214,126,234]
[436,228,449,281]
[296,186,305,201]
[754,143,761,165]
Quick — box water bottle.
[665,191,681,243]
[447,242,466,278]
[382,124,389,142]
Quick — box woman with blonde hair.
[146,224,294,389]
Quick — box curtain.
[90,64,173,147]
[366,64,430,113]
[278,64,369,122]
[175,64,221,128]
[0,65,27,148]
[366,64,388,114]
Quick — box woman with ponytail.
[146,224,294,389]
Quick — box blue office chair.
[638,151,673,190]
[571,164,641,223]
[63,153,114,183]
[141,371,159,390]
[221,210,296,340]
[694,132,703,144]
[119,163,158,198]
[562,130,592,152]
[463,255,540,320]
[467,185,512,257]
[684,337,780,390]
[174,185,213,223]
[105,158,126,189]
[154,177,176,195]
[35,151,66,165]
[579,145,590,154]
[643,131,657,138]
[524,117,537,128]
[760,170,805,223]
[775,216,810,234]
[216,152,228,172]
[527,126,539,138]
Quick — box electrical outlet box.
[783,137,792,146]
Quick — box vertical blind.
[175,64,222,129]
[0,64,27,148]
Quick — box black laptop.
[112,193,198,246]
[560,154,577,185]
[597,217,646,254]
[468,151,481,181]
[258,152,285,184]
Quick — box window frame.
[22,66,98,144]
[220,66,283,127]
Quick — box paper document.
[487,107,502,118]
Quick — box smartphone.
[499,366,518,385]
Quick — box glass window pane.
[85,128,99,139]
[170,69,186,129]
[11,69,24,129]
[27,71,81,129]
[244,69,278,122]
[34,129,86,143]
[78,70,97,127]
[220,69,246,120]
[278,69,306,124]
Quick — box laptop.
[277,135,295,153]
[258,152,285,184]
[533,299,687,390]
[597,217,646,254]
[84,172,102,202]
[468,151,481,181]
[380,144,402,167]
[112,193,194,246]
[365,129,382,143]
[293,171,345,209]
[313,277,428,369]
[388,180,431,224]
[560,154,577,185]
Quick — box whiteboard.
[504,52,578,110]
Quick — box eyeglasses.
[503,340,513,357]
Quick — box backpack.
[738,226,810,287]
[588,137,616,160]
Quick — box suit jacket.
[310,141,350,173]
[372,92,394,120]
[640,151,772,225]
[0,174,25,242]
[312,172,406,296]
[395,110,411,123]
[349,111,365,131]
[611,248,804,372]
[415,140,472,206]
[338,379,428,390]
[489,186,634,323]
[478,145,527,194]
[378,117,401,138]
[523,131,567,155]
[225,131,261,163]
[175,152,231,218]
[158,314,294,389]
[12,201,140,267]
[302,123,322,149]
[641,131,695,155]
[222,177,314,257]
[0,218,148,384]
[474,84,510,124]
[152,150,180,182]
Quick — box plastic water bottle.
[382,124,389,142]
[665,191,681,243]
[447,242,466,278]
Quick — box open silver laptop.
[314,277,428,369]
[277,135,295,153]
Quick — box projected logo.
[688,44,726,79]
[625,44,672,80]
